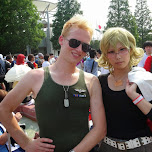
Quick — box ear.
[59,35,64,46]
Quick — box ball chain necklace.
[63,86,70,107]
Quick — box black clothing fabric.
[0,60,10,83]
[27,62,34,69]
[147,108,152,121]
[98,74,151,140]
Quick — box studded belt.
[103,136,152,150]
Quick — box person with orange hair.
[0,15,106,152]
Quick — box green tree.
[0,0,45,55]
[51,0,82,50]
[104,0,139,42]
[90,40,100,50]
[134,0,152,47]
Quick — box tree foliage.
[104,0,139,43]
[90,40,100,50]
[0,0,45,55]
[51,0,82,50]
[134,0,152,47]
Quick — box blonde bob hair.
[61,15,93,41]
[97,27,144,73]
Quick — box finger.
[37,143,55,152]
[39,142,55,149]
[39,138,54,144]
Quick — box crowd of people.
[0,53,57,91]
[0,14,152,152]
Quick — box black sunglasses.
[66,38,91,52]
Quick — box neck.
[112,67,130,77]
[146,52,151,56]
[52,58,77,75]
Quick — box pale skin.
[0,27,107,152]
[107,42,152,116]
[0,112,22,145]
[145,45,152,56]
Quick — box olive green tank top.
[35,67,90,152]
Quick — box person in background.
[42,54,50,67]
[11,55,17,67]
[49,53,56,65]
[84,49,98,76]
[96,49,109,76]
[138,41,152,67]
[0,15,106,152]
[6,55,12,65]
[143,41,152,72]
[97,27,152,152]
[0,54,11,91]
[35,53,44,68]
[0,89,25,152]
[96,49,102,59]
[5,54,31,89]
[27,54,35,69]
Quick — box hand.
[14,112,22,122]
[125,79,139,100]
[25,138,55,152]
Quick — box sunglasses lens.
[69,39,81,48]
[82,44,91,52]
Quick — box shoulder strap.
[91,61,95,73]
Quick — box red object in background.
[89,108,92,121]
[14,104,36,121]
[33,62,38,68]
[98,25,101,29]
[147,119,152,132]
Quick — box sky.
[76,0,152,39]
[48,0,152,39]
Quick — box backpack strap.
[91,61,95,73]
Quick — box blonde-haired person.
[0,15,106,152]
[97,27,152,152]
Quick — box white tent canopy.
[33,0,57,12]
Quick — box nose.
[115,52,121,58]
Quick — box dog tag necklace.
[63,86,69,108]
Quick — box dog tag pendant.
[64,99,69,107]
[64,91,69,107]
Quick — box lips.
[115,61,123,64]
[71,51,81,58]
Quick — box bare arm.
[126,79,152,115]
[0,69,55,152]
[73,74,107,152]
[0,132,8,145]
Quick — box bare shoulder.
[27,68,44,81]
[19,68,45,98]
[83,71,100,95]
[84,71,99,84]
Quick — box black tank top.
[35,67,90,152]
[98,74,151,140]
